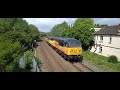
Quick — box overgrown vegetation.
[82,51,120,72]
[18,50,42,72]
[34,55,42,71]
[23,51,33,72]
[0,18,41,72]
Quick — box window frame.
[99,36,103,43]
[99,46,102,53]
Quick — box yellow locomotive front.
[63,39,82,55]
[67,47,82,55]
[62,39,83,61]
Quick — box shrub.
[108,55,118,63]
[23,50,33,71]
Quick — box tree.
[46,32,52,36]
[63,24,74,38]
[0,18,40,72]
[50,21,69,37]
[40,32,47,37]
[0,18,17,34]
[23,50,33,72]
[94,23,102,28]
[72,18,95,50]
[0,36,25,71]
[13,18,29,32]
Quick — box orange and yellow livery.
[45,37,83,62]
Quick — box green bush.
[34,56,42,70]
[108,55,118,63]
[23,51,33,71]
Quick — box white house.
[90,25,120,61]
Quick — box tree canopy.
[50,21,70,37]
[94,23,102,28]
[0,18,40,71]
[72,18,95,49]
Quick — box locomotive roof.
[50,37,80,43]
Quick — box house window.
[99,46,102,53]
[109,36,112,44]
[99,36,103,43]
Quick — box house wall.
[90,35,120,61]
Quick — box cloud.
[93,18,120,25]
[23,18,120,32]
[23,18,76,32]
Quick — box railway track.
[43,41,67,72]
[43,41,82,72]
[44,40,94,72]
[39,41,54,72]
[36,39,95,72]
[72,62,94,72]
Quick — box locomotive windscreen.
[67,39,82,47]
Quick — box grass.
[82,51,120,72]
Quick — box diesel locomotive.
[45,37,83,62]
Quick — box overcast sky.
[23,18,120,32]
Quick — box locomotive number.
[70,49,78,54]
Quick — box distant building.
[90,25,120,61]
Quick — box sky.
[23,18,120,32]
